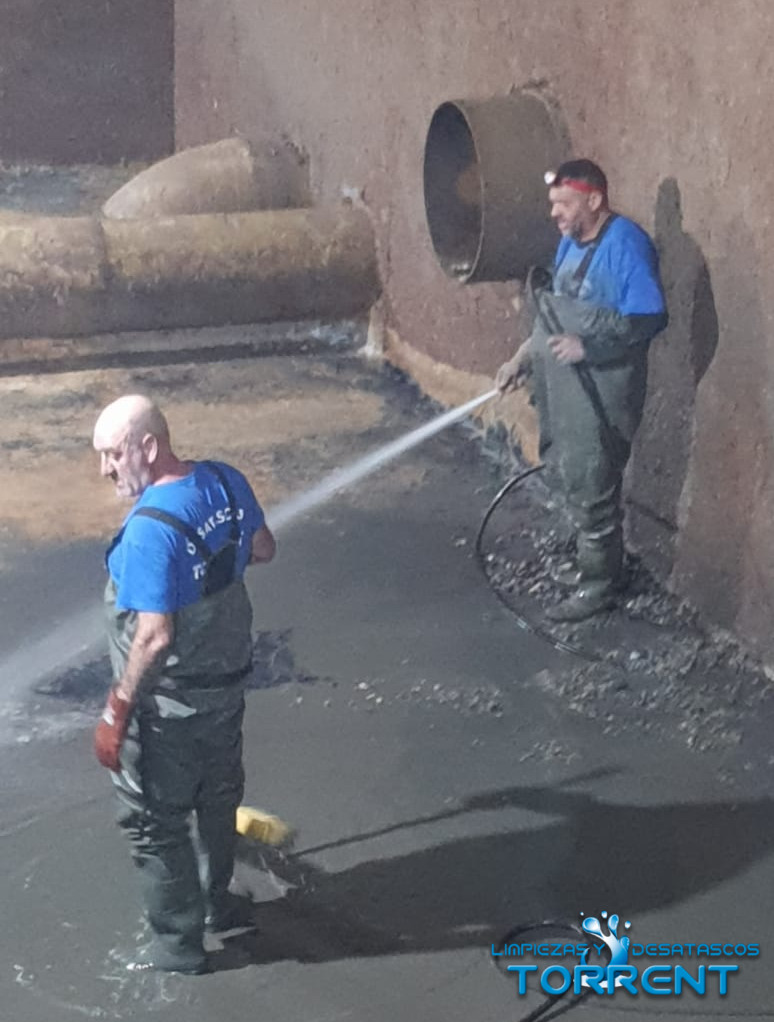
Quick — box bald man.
[93,395,276,974]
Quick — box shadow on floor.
[217,776,774,970]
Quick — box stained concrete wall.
[175,0,774,657]
[0,0,174,164]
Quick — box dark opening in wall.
[423,103,483,281]
[423,93,568,284]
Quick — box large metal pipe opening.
[423,93,568,283]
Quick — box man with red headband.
[496,159,667,621]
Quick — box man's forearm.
[115,613,173,703]
[578,309,668,363]
[541,294,667,365]
[95,612,173,771]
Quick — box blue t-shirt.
[553,215,665,316]
[107,461,265,613]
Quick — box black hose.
[475,465,600,662]
[475,465,546,555]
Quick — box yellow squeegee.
[236,805,293,847]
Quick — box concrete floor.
[0,338,772,1021]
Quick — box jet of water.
[270,389,496,530]
[0,390,497,705]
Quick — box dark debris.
[480,474,774,764]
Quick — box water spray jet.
[269,389,496,530]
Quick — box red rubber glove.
[94,687,133,771]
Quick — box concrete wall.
[0,0,174,164]
[175,0,774,657]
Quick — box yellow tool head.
[236,805,294,847]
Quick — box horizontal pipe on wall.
[0,206,380,339]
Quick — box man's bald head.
[93,394,170,450]
[93,395,175,499]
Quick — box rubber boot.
[550,561,581,587]
[114,716,208,975]
[545,581,617,623]
[545,529,622,622]
[577,525,624,587]
[128,818,208,973]
[198,805,256,931]
[204,891,256,933]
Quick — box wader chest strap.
[132,464,242,596]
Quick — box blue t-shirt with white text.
[107,461,265,613]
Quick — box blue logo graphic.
[579,911,632,987]
[493,910,758,999]
[581,911,631,966]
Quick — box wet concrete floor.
[0,337,772,1021]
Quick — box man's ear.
[588,190,604,213]
[142,433,159,463]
